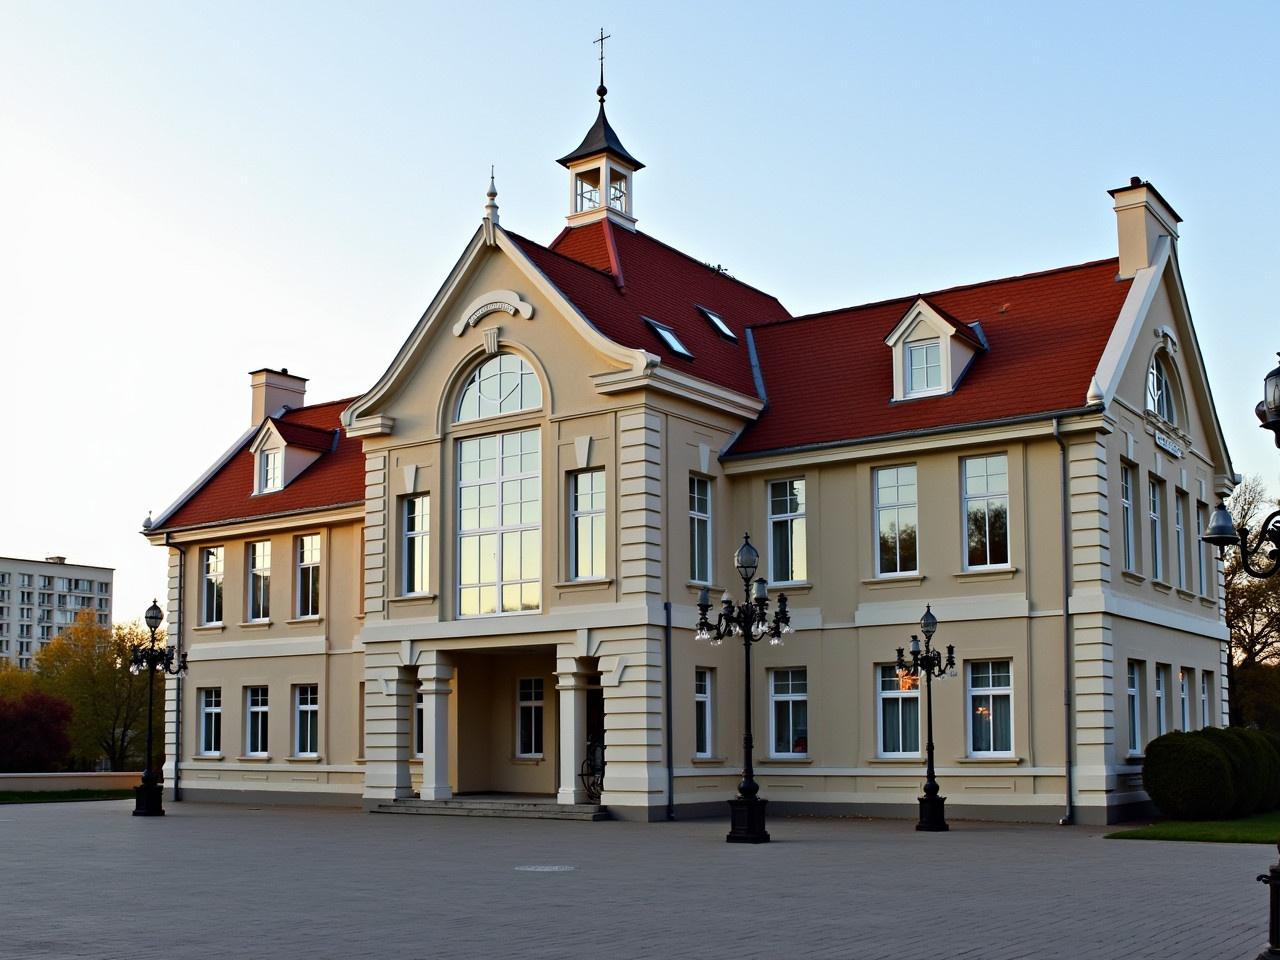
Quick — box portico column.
[363,665,414,801]
[417,653,453,801]
[556,658,590,805]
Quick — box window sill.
[866,756,924,764]
[193,623,225,634]
[237,755,272,762]
[768,581,812,596]
[862,574,925,589]
[285,755,322,763]
[953,567,1017,582]
[1152,580,1173,595]
[1126,753,1145,764]
[238,620,272,629]
[1199,596,1217,609]
[1175,588,1197,602]
[195,753,224,762]
[285,616,323,625]
[690,756,727,766]
[553,578,614,591]
[764,756,813,764]
[511,756,544,765]
[389,594,437,605]
[1120,571,1146,585]
[955,756,1021,765]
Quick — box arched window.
[455,354,542,423]
[1146,354,1177,425]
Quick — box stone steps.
[373,797,610,822]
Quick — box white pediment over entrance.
[451,288,535,337]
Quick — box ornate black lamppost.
[129,600,187,817]
[896,604,956,832]
[696,534,792,844]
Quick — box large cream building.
[145,93,1233,825]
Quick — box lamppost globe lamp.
[144,600,164,633]
[131,599,187,817]
[1257,353,1280,448]
[734,536,759,582]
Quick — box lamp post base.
[726,796,769,843]
[133,782,165,817]
[916,792,948,832]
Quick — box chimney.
[249,368,307,426]
[1108,176,1182,279]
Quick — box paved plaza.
[0,800,1270,959]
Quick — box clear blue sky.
[2,1,1277,622]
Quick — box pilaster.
[617,410,664,599]
[416,652,454,801]
[363,451,389,618]
[362,656,414,801]
[555,653,592,805]
[598,631,666,812]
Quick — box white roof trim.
[1090,236,1171,407]
[147,426,258,532]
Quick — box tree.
[0,690,72,772]
[0,659,38,702]
[1224,475,1280,724]
[35,611,163,770]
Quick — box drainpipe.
[664,600,675,821]
[165,534,187,802]
[1052,418,1074,826]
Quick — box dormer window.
[907,340,942,395]
[259,450,282,493]
[575,169,601,212]
[697,306,737,342]
[1147,355,1177,425]
[644,317,693,359]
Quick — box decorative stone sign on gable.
[1155,430,1184,459]
[452,289,534,337]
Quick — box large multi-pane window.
[455,354,542,423]
[875,465,918,576]
[1120,465,1135,571]
[247,541,271,622]
[1154,666,1168,736]
[689,477,712,584]
[516,678,544,758]
[694,668,713,758]
[458,429,540,616]
[570,469,606,581]
[963,455,1009,568]
[1175,493,1188,590]
[295,685,319,757]
[1147,355,1177,424]
[296,535,320,618]
[199,688,221,755]
[245,687,269,756]
[1148,478,1164,582]
[1127,661,1142,754]
[769,668,808,757]
[404,495,430,595]
[877,665,920,757]
[768,479,807,583]
[968,660,1013,756]
[907,339,941,394]
[201,547,224,625]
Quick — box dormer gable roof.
[884,297,987,351]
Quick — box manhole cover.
[514,865,576,872]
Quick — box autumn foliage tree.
[1224,475,1280,727]
[35,611,164,770]
[0,662,73,772]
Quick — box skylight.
[697,306,737,341]
[643,317,694,359]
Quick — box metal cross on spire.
[594,27,611,103]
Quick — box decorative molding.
[451,289,534,337]
[482,326,500,354]
[402,464,417,493]
[574,435,591,469]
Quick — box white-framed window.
[294,684,319,757]
[643,317,694,359]
[516,677,544,758]
[199,687,222,756]
[404,494,430,596]
[607,168,628,212]
[296,534,320,618]
[259,449,281,493]
[1196,502,1209,595]
[769,668,808,758]
[570,469,606,581]
[1147,355,1177,425]
[963,454,1009,569]
[201,547,224,625]
[877,664,920,757]
[1148,478,1164,582]
[689,476,712,584]
[575,168,600,212]
[1120,465,1135,572]
[1201,671,1212,728]
[458,429,540,616]
[875,465,918,576]
[906,339,942,395]
[696,305,737,341]
[967,660,1013,756]
[1154,666,1168,737]
[1179,669,1190,730]
[694,668,713,758]
[247,541,271,622]
[245,687,269,757]
[768,479,807,584]
[1127,661,1142,754]
[414,692,424,758]
[455,353,542,423]
[1175,494,1188,590]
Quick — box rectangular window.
[99,582,109,594]
[570,469,606,580]
[415,692,424,758]
[458,429,541,616]
[1154,666,1168,736]
[1148,478,1164,582]
[1201,671,1212,728]
[968,660,1013,756]
[1127,661,1142,753]
[875,465,918,576]
[878,664,920,757]
[963,455,1010,569]
[247,541,271,622]
[259,450,281,492]
[296,535,321,618]
[1179,669,1190,731]
[768,479,807,583]
[907,339,942,393]
[689,476,712,584]
[201,547,224,625]
[294,685,319,757]
[199,688,222,755]
[769,668,809,757]
[245,687,269,756]
[1120,465,1135,571]
[18,574,31,588]
[403,494,430,595]
[1175,494,1188,590]
[1196,502,1209,595]
[694,668,713,758]
[516,677,544,758]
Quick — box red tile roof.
[273,419,338,452]
[729,259,1130,456]
[155,398,362,532]
[511,220,791,398]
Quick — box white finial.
[484,165,499,225]
[1086,375,1104,405]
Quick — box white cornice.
[1091,236,1170,407]
[592,364,764,421]
[145,505,364,545]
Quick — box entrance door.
[579,686,605,802]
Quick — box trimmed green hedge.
[1143,727,1280,821]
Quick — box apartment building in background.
[0,555,114,669]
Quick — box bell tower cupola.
[557,30,643,231]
